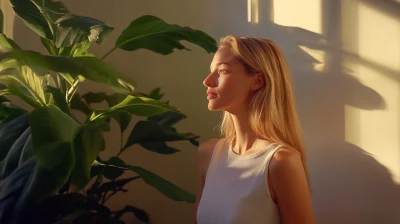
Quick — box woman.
[195,35,315,224]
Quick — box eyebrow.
[210,62,230,71]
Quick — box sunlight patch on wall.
[344,2,400,183]
[247,0,259,24]
[358,4,400,72]
[273,0,322,34]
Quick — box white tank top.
[197,139,282,224]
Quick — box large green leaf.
[0,35,48,108]
[0,67,46,108]
[10,0,53,39]
[0,49,135,93]
[102,157,125,180]
[5,80,43,108]
[19,65,47,104]
[90,95,176,123]
[148,111,186,127]
[71,124,104,189]
[114,15,217,55]
[124,120,198,152]
[0,33,20,52]
[28,104,79,171]
[131,166,194,203]
[95,158,195,203]
[54,13,114,48]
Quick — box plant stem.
[101,187,110,205]
[66,78,81,103]
[116,151,122,157]
[101,47,117,60]
[34,0,56,37]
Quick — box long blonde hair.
[218,35,308,176]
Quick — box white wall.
[1,0,400,223]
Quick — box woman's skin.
[195,46,315,224]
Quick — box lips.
[207,90,218,100]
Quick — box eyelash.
[218,69,227,74]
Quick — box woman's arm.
[269,148,315,224]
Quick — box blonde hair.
[218,35,308,177]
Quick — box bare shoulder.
[269,147,309,191]
[270,147,303,173]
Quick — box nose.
[203,72,218,88]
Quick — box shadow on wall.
[210,0,400,224]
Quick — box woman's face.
[203,46,258,113]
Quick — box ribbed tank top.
[197,139,282,224]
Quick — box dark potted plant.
[0,0,217,223]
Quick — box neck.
[230,107,257,154]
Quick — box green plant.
[0,0,217,223]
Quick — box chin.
[207,102,224,111]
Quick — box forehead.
[210,46,238,69]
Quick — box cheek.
[218,78,251,101]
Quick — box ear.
[251,73,264,91]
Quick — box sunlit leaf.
[0,33,20,52]
[0,49,135,93]
[90,95,176,123]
